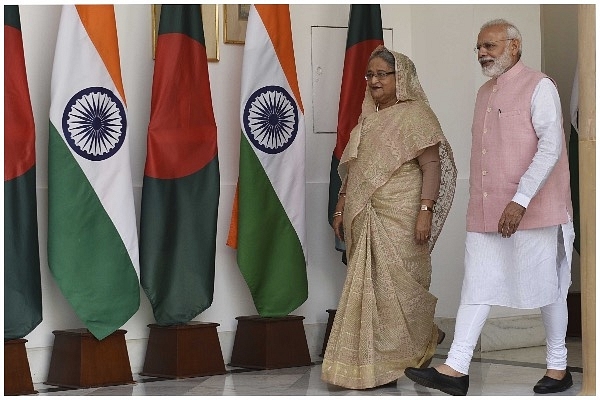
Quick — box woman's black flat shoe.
[437,329,446,344]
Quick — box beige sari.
[321,49,457,389]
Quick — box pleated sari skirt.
[321,160,441,389]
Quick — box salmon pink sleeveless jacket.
[467,61,572,232]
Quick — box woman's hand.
[333,214,344,242]
[415,202,434,245]
[332,195,345,242]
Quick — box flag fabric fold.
[227,4,307,317]
[5,4,43,340]
[140,4,220,325]
[48,5,139,340]
[327,5,384,253]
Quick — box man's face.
[476,25,519,78]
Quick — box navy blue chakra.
[243,85,299,154]
[62,86,127,161]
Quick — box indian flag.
[227,4,307,316]
[48,5,139,340]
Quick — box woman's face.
[366,56,397,107]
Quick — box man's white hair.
[481,18,522,57]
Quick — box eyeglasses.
[365,71,395,81]
[474,38,513,53]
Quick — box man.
[404,19,575,396]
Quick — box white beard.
[480,46,513,78]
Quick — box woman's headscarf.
[340,46,457,251]
[360,45,429,113]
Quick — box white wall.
[17,4,544,382]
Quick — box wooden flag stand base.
[319,309,337,357]
[229,315,312,369]
[5,339,37,395]
[140,322,226,378]
[45,329,134,388]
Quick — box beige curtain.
[578,4,596,396]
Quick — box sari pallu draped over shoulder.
[322,48,457,389]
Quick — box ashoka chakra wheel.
[243,85,299,154]
[62,86,127,161]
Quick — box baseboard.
[24,314,551,384]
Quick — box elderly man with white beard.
[403,19,575,396]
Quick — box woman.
[321,46,457,389]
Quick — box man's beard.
[479,47,513,77]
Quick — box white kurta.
[461,78,575,308]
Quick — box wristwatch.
[420,204,434,212]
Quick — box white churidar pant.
[445,220,574,374]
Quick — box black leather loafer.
[533,370,573,394]
[404,367,469,396]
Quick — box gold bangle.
[332,211,343,218]
[338,192,346,198]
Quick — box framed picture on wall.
[152,4,219,61]
[224,4,249,44]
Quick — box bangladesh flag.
[328,5,383,253]
[227,5,308,317]
[48,5,140,340]
[140,4,220,325]
[5,4,43,340]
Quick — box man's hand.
[498,201,526,238]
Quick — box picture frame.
[152,4,219,62]
[224,4,250,44]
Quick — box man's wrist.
[512,193,530,208]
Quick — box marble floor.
[30,338,583,396]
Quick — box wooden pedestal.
[229,315,312,369]
[319,309,337,357]
[5,339,37,395]
[45,329,134,388]
[141,322,226,378]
